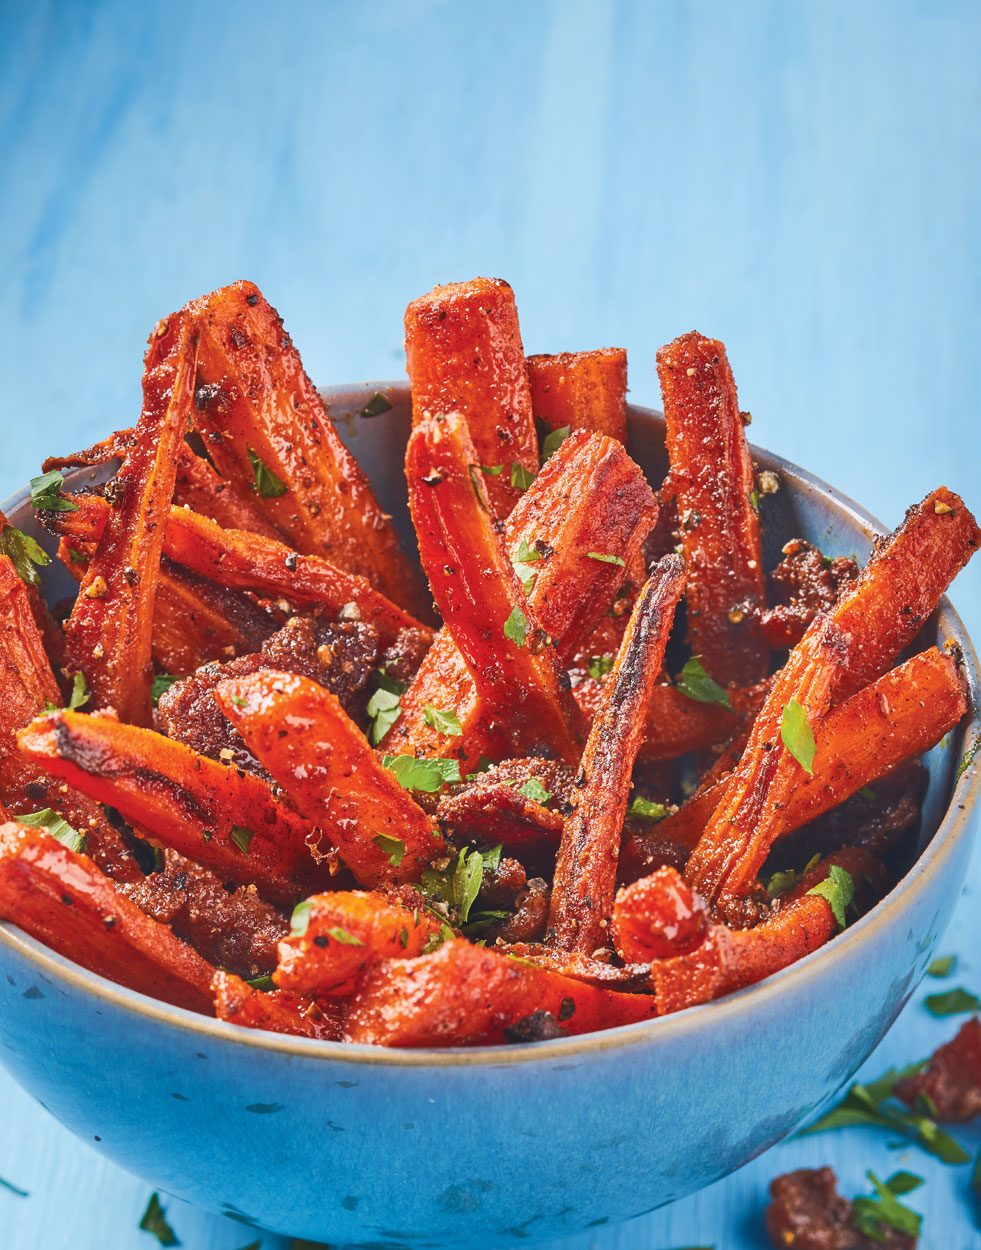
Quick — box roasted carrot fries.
[0,278,975,1047]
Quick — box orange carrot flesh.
[188,281,428,616]
[661,647,967,852]
[0,557,61,712]
[63,313,198,725]
[16,711,326,904]
[611,866,709,962]
[548,556,686,953]
[343,939,656,1046]
[526,348,628,443]
[274,891,442,996]
[685,488,980,908]
[213,970,344,1040]
[173,443,281,539]
[214,669,443,886]
[404,277,538,518]
[656,331,767,685]
[0,821,215,1013]
[405,413,585,764]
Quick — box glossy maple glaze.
[526,347,628,443]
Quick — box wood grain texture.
[0,1,979,1247]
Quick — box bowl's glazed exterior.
[0,385,977,1249]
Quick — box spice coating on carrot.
[526,348,628,444]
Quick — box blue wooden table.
[1,3,979,1246]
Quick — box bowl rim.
[1,389,978,1068]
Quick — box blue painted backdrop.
[0,2,979,1247]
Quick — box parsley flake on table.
[587,655,614,680]
[628,796,669,822]
[29,469,78,512]
[14,808,86,855]
[586,550,625,567]
[247,446,287,498]
[518,777,551,805]
[676,656,732,710]
[423,705,463,737]
[924,987,980,1016]
[852,1170,923,1241]
[230,826,254,854]
[151,674,181,707]
[382,754,462,792]
[0,523,50,589]
[503,605,529,647]
[138,1192,178,1246]
[927,953,956,978]
[366,669,407,744]
[781,697,816,775]
[359,391,393,418]
[510,462,536,492]
[373,832,405,867]
[806,864,854,928]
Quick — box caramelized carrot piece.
[656,332,767,685]
[651,850,881,1014]
[406,413,585,764]
[404,277,538,518]
[686,488,980,909]
[0,821,214,1013]
[16,711,327,904]
[548,556,686,953]
[274,891,442,996]
[611,867,710,962]
[343,939,656,1046]
[213,970,343,1040]
[63,313,198,724]
[526,349,628,443]
[41,427,137,472]
[188,281,427,615]
[660,647,967,851]
[173,443,281,539]
[215,669,443,885]
[0,556,61,712]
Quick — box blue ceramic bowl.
[0,385,978,1248]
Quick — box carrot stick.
[0,820,215,1013]
[42,427,137,472]
[274,891,442,996]
[214,669,443,886]
[660,647,967,851]
[212,970,344,1040]
[187,281,428,616]
[526,349,628,444]
[404,277,538,518]
[173,444,281,539]
[406,413,585,764]
[548,556,687,954]
[656,331,767,685]
[16,711,327,904]
[611,866,710,962]
[343,939,656,1046]
[63,312,198,724]
[685,488,980,910]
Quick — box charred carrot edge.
[651,849,880,1015]
[435,780,564,852]
[660,647,967,852]
[187,280,429,617]
[404,277,538,518]
[173,443,282,539]
[343,939,656,1046]
[16,711,327,905]
[656,331,767,686]
[406,413,585,765]
[685,488,980,907]
[497,943,655,992]
[213,970,344,1040]
[41,427,137,472]
[611,866,710,962]
[63,313,198,725]
[526,349,628,444]
[0,556,61,710]
[548,556,687,954]
[215,669,443,886]
[0,507,63,662]
[274,891,442,996]
[151,557,278,676]
[0,821,215,1013]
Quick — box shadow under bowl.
[0,385,977,1248]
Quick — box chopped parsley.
[587,655,614,680]
[325,926,364,947]
[0,523,50,589]
[359,391,393,418]
[480,464,504,476]
[138,1192,178,1246]
[927,953,956,978]
[151,674,182,707]
[806,864,854,928]
[245,974,275,991]
[858,785,877,800]
[382,754,462,792]
[676,656,732,711]
[468,464,490,512]
[541,424,571,461]
[68,672,89,711]
[518,777,551,805]
[421,844,502,928]
[229,826,254,854]
[852,1171,923,1241]
[30,469,79,513]
[15,808,87,855]
[510,462,536,492]
[956,736,979,781]
[423,705,463,737]
[366,669,407,744]
[465,756,494,782]
[290,899,313,936]
[781,698,816,775]
[247,447,287,498]
[628,795,669,823]
[503,605,529,647]
[765,853,822,899]
[511,537,543,593]
[586,551,625,567]
[373,832,405,867]
[748,489,760,513]
[923,987,980,1016]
